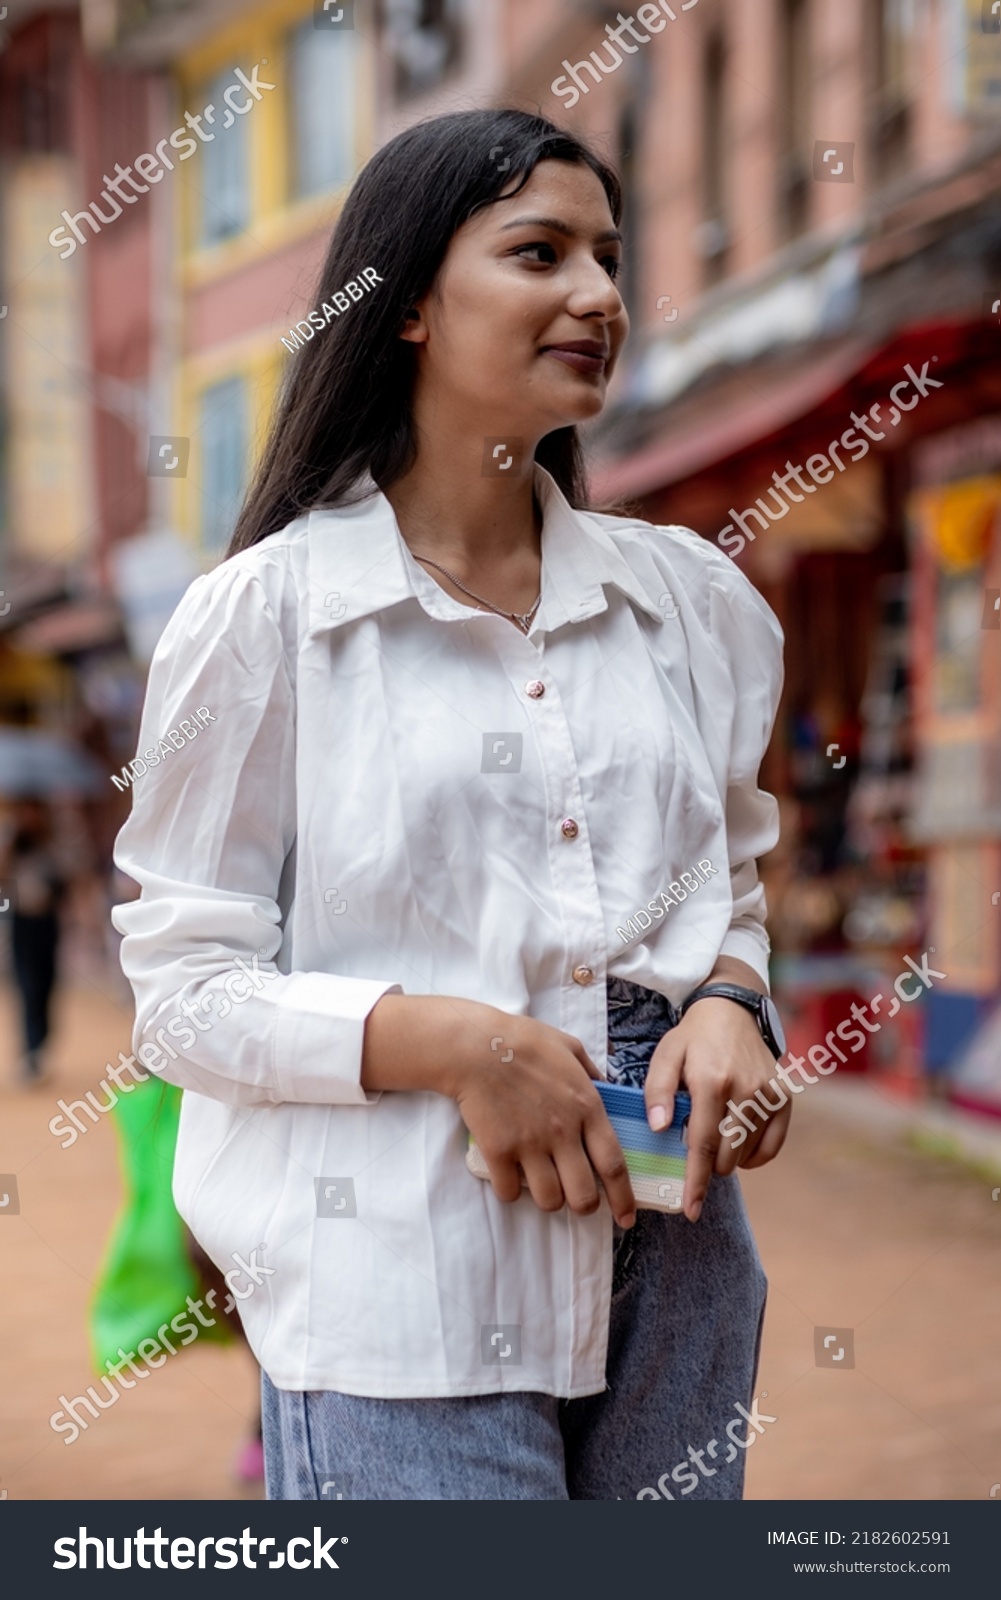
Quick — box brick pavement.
[0,978,261,1502]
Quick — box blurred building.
[88,0,379,560]
[0,2,162,861]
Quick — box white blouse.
[112,465,783,1398]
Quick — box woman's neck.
[384,444,541,574]
[384,454,544,624]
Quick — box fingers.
[476,1025,632,1223]
[707,1077,780,1177]
[519,1147,612,1223]
[519,1153,567,1214]
[644,1032,684,1131]
[486,1153,526,1205]
[525,1135,633,1227]
[739,1098,791,1168]
[551,1146,603,1217]
[561,1032,601,1081]
[583,1113,636,1227]
[682,1080,726,1222]
[728,1097,782,1168]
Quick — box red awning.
[594,339,877,501]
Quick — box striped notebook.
[465,1083,690,1213]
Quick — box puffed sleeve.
[706,552,783,986]
[110,561,400,1107]
[654,525,784,988]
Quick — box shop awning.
[593,339,876,502]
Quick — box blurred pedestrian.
[0,796,73,1083]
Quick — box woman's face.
[403,158,628,443]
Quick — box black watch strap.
[681,982,784,1059]
[681,981,760,1014]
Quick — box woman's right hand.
[361,994,636,1227]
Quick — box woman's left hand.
[644,985,791,1223]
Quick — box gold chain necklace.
[410,553,542,635]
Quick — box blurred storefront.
[595,124,1001,1098]
[908,423,1001,1110]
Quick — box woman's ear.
[398,303,428,345]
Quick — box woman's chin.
[541,389,609,430]
[567,395,608,426]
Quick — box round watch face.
[762,996,786,1058]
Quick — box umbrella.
[0,728,104,798]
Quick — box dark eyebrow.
[496,214,623,245]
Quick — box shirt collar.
[305,465,664,637]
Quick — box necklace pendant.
[410,550,540,633]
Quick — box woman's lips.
[542,346,607,374]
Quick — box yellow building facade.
[168,0,375,556]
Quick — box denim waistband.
[605,977,680,1089]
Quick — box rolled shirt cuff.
[272,971,403,1104]
[718,924,772,993]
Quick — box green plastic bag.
[89,1076,232,1373]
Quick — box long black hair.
[227,108,622,555]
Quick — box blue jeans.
[263,979,768,1500]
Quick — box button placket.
[491,629,607,1061]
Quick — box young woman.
[112,108,789,1501]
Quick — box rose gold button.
[526,679,545,699]
[572,965,594,986]
[560,817,579,840]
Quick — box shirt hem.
[257,1369,610,1401]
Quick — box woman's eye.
[514,242,558,264]
[512,243,622,281]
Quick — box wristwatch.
[680,983,786,1060]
